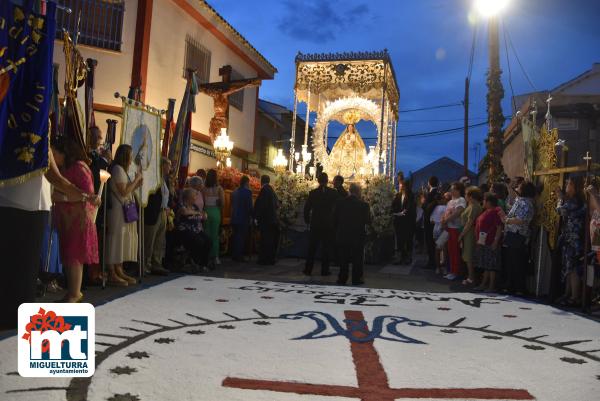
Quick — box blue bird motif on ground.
[280,311,430,344]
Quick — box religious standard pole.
[463,77,470,177]
[582,151,592,312]
[290,89,298,172]
[485,16,505,184]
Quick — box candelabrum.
[214,127,234,168]
[293,144,312,177]
[273,148,288,173]
[364,145,378,176]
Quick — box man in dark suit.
[143,157,171,275]
[303,173,338,276]
[333,175,348,198]
[230,175,253,262]
[254,175,279,265]
[392,178,416,265]
[334,183,371,285]
[423,176,440,269]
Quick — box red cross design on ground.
[223,310,535,400]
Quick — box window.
[55,0,125,52]
[183,35,211,83]
[229,69,245,111]
[259,137,272,168]
[555,118,579,131]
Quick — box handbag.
[111,167,139,223]
[122,199,139,223]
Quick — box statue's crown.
[342,110,361,125]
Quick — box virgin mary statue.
[326,122,367,180]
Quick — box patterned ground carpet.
[1,276,599,400]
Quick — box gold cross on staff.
[534,163,600,177]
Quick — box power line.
[399,102,463,113]
[397,121,488,138]
[502,18,517,115]
[399,117,487,122]
[504,23,537,92]
[398,115,511,123]
[327,121,488,141]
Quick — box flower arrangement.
[273,172,311,229]
[363,175,395,237]
[218,167,261,192]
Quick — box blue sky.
[211,0,600,174]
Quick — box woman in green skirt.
[202,169,225,265]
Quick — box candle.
[93,169,111,222]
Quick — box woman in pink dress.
[51,137,100,303]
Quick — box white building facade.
[52,0,276,171]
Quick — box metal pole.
[378,91,386,175]
[387,104,392,177]
[138,187,143,282]
[535,226,543,297]
[379,64,388,174]
[290,89,298,172]
[582,151,592,312]
[304,81,311,146]
[101,184,107,289]
[393,120,398,178]
[464,77,470,177]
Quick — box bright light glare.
[475,0,510,17]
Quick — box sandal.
[108,276,129,287]
[61,292,84,303]
[462,278,474,286]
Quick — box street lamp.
[474,0,510,18]
[214,127,234,168]
[475,0,510,184]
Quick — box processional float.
[288,50,400,181]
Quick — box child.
[474,193,503,292]
[431,192,451,275]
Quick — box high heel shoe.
[107,275,128,287]
[115,265,137,285]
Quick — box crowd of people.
[1,122,595,330]
[394,171,589,304]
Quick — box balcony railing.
[54,0,125,52]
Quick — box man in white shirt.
[0,150,86,330]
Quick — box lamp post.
[476,0,509,184]
[214,127,234,168]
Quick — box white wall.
[146,0,258,156]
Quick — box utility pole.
[485,16,506,184]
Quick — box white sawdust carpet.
[1,276,599,401]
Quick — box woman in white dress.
[106,145,143,286]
